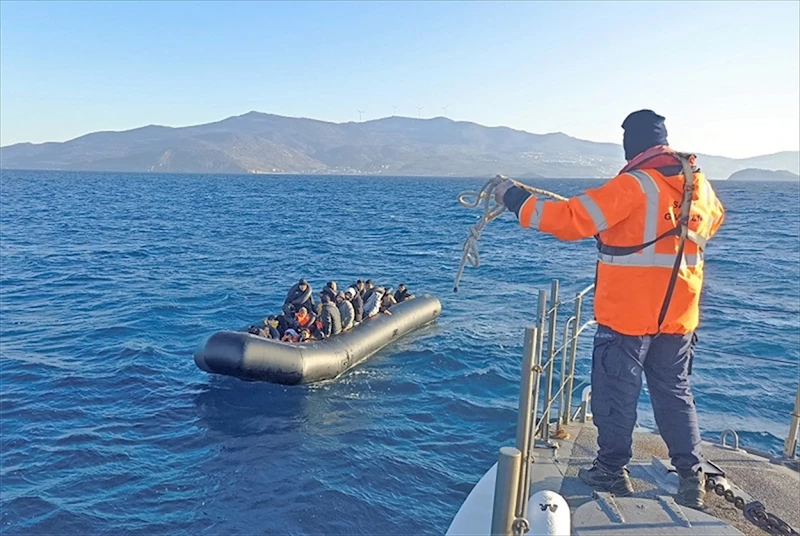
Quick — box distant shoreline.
[727,167,800,182]
[2,168,766,182]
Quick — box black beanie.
[622,110,668,161]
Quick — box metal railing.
[491,279,595,535]
[537,282,596,437]
[490,278,800,535]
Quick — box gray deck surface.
[540,423,800,536]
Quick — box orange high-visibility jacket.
[505,149,725,336]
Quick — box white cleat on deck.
[527,490,570,536]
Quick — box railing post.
[491,446,522,536]
[533,289,547,440]
[515,327,538,456]
[558,317,576,427]
[564,292,583,425]
[514,326,539,521]
[783,382,800,460]
[542,279,559,440]
[511,292,547,519]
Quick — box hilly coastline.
[2,112,798,179]
[728,168,800,181]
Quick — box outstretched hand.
[493,178,516,205]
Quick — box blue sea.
[1,170,798,535]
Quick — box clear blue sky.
[1,0,798,158]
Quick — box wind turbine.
[357,109,365,122]
[416,106,424,118]
[392,104,399,116]
[441,104,449,117]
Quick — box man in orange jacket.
[495,110,724,508]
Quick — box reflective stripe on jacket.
[504,151,725,335]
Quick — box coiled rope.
[453,175,569,292]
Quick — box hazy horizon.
[1,1,799,159]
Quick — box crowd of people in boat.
[246,279,415,343]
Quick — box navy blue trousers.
[591,324,703,473]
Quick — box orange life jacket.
[295,311,312,328]
[516,147,725,335]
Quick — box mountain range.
[2,112,798,179]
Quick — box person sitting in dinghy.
[320,281,338,302]
[352,280,368,300]
[281,328,299,343]
[381,288,398,311]
[352,280,366,296]
[394,284,414,303]
[294,306,317,333]
[364,287,392,318]
[244,316,277,339]
[318,294,343,338]
[363,280,376,303]
[337,291,355,331]
[263,316,280,339]
[285,279,315,313]
[299,329,315,342]
[246,324,265,337]
[276,305,296,337]
[348,287,364,323]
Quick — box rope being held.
[453,175,568,292]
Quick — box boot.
[578,460,634,496]
[676,469,705,509]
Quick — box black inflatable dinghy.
[194,295,442,384]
